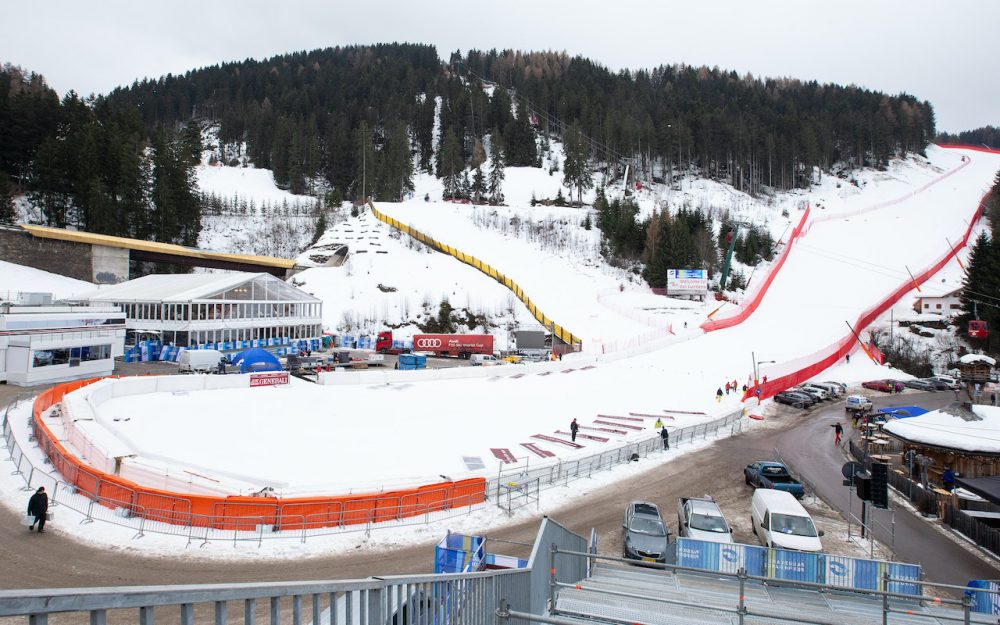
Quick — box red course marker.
[491,448,517,463]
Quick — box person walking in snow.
[725,382,731,395]
[846,353,851,364]
[660,426,670,450]
[832,422,843,445]
[570,418,579,442]
[27,487,48,533]
[654,417,664,430]
[716,388,724,403]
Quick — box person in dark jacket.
[570,418,579,442]
[660,427,670,450]
[832,422,844,444]
[27,487,48,533]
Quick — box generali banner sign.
[249,372,289,387]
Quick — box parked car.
[862,379,893,392]
[920,378,950,391]
[622,501,671,564]
[792,387,826,402]
[929,375,960,390]
[804,382,841,397]
[797,384,831,400]
[677,496,733,543]
[744,461,805,498]
[781,391,817,407]
[774,392,810,409]
[903,379,937,392]
[470,354,502,366]
[824,381,848,395]
[844,395,873,415]
[751,489,824,552]
[799,382,837,399]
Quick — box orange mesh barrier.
[30,379,487,532]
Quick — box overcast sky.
[4,1,997,133]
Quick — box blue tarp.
[877,406,928,419]
[230,347,282,374]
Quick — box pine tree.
[562,122,591,205]
[354,121,376,202]
[439,128,464,198]
[0,170,15,223]
[487,130,505,204]
[471,166,486,203]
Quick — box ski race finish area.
[30,378,485,531]
[17,145,1000,537]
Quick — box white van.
[845,395,873,414]
[751,489,824,552]
[177,349,225,373]
[470,354,501,366]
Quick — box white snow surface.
[883,405,1000,453]
[2,145,999,558]
[0,259,95,301]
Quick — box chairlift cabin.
[969,320,989,339]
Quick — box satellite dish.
[842,461,865,480]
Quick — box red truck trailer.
[376,331,493,359]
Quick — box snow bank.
[0,259,94,301]
[884,405,1000,453]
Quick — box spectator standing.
[570,418,579,442]
[660,427,670,450]
[942,466,957,492]
[27,487,48,533]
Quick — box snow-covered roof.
[76,273,319,304]
[883,404,1000,454]
[960,354,996,366]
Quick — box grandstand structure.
[0,518,992,625]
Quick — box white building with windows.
[0,298,126,386]
[76,273,323,348]
[913,288,963,317]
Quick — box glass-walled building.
[77,273,323,348]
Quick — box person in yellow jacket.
[654,417,664,429]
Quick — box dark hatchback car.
[774,391,813,409]
[920,378,951,391]
[623,501,671,564]
[903,379,937,392]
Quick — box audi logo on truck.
[415,338,442,348]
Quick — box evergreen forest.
[0,43,952,284]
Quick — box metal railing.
[487,407,746,510]
[539,548,989,625]
[0,517,586,625]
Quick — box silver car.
[622,501,671,563]
[678,497,734,543]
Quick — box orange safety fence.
[31,379,486,531]
[701,205,811,332]
[746,180,995,402]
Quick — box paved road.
[2,385,996,593]
[773,391,1000,585]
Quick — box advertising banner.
[249,372,289,387]
[666,269,709,296]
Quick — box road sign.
[841,461,865,480]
